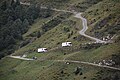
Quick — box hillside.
[0,0,120,80]
[0,0,54,58]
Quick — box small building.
[62,42,72,47]
[38,48,47,53]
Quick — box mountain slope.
[0,0,120,80]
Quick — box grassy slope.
[0,0,120,80]
[0,57,101,80]
[13,13,92,56]
[66,42,120,62]
[21,0,85,10]
[84,0,120,37]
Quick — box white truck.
[38,48,47,53]
[62,42,72,47]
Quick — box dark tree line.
[0,0,52,59]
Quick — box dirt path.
[9,56,120,71]
[9,55,34,60]
[56,60,120,71]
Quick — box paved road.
[19,2,106,43]
[74,13,106,43]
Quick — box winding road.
[74,13,106,43]
[19,1,106,43]
[8,1,118,71]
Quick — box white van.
[62,42,72,47]
[38,48,47,53]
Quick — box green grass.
[0,57,102,80]
[84,0,120,37]
[65,43,120,62]
[23,11,59,38]
[0,57,54,80]
[13,13,92,56]
[23,17,51,37]
[35,62,100,80]
[0,0,120,80]
[21,0,85,10]
[1,43,119,80]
